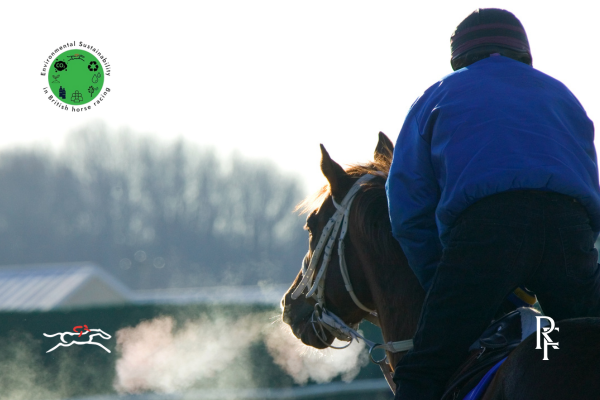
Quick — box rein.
[291,173,413,393]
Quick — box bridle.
[292,174,377,315]
[290,173,412,393]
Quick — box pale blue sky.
[3,0,599,191]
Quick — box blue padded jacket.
[386,55,600,290]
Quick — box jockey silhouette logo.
[74,325,90,337]
[44,325,112,353]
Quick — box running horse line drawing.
[43,326,112,353]
[281,132,600,399]
[67,54,85,61]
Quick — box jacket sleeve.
[386,107,442,290]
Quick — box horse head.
[281,133,425,366]
[91,329,112,341]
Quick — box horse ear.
[320,144,352,200]
[374,131,394,163]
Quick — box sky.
[2,0,599,192]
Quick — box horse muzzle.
[281,293,333,349]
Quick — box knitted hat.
[450,8,531,60]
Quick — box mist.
[114,313,368,393]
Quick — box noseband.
[290,173,413,393]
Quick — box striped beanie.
[451,8,531,60]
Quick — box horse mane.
[296,157,397,260]
[296,157,391,215]
[347,161,398,262]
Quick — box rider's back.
[394,55,600,246]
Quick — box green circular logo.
[48,49,104,105]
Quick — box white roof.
[0,262,288,311]
[0,262,131,311]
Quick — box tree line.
[0,125,307,289]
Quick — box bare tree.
[0,124,306,289]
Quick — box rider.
[386,8,600,400]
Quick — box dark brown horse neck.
[343,167,426,368]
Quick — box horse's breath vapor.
[113,313,368,393]
[265,322,368,385]
[114,315,262,393]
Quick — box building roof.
[0,262,288,312]
[0,262,131,312]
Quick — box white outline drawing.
[43,328,112,353]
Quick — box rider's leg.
[525,193,600,321]
[393,191,545,400]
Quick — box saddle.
[441,307,546,400]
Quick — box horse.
[44,327,112,353]
[281,132,600,399]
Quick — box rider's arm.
[386,103,442,291]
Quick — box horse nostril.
[281,301,296,323]
[282,307,292,324]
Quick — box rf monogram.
[536,316,559,360]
